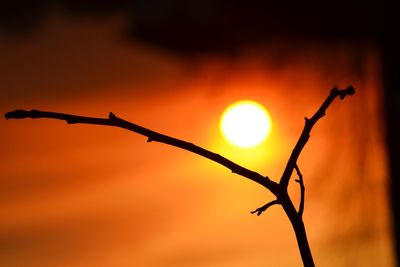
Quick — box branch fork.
[5,86,355,267]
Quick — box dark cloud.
[1,0,381,54]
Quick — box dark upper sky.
[0,0,381,54]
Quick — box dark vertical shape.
[281,192,315,267]
[382,1,400,265]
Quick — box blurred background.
[0,1,397,266]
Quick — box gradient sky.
[0,8,393,267]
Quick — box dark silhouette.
[5,86,355,267]
[382,3,400,262]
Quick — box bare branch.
[294,164,305,217]
[4,86,356,267]
[251,200,280,216]
[279,86,355,188]
[4,109,279,193]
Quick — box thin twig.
[4,86,356,267]
[251,200,280,216]
[294,164,305,217]
[4,109,279,193]
[279,86,355,188]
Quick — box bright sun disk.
[220,100,272,148]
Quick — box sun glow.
[220,100,272,148]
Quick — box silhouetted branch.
[4,86,355,267]
[294,164,305,217]
[276,86,354,267]
[4,109,279,193]
[279,86,355,188]
[251,199,280,216]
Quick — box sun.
[220,100,272,148]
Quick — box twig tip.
[338,85,356,99]
[4,111,13,120]
[4,109,28,120]
[347,85,355,95]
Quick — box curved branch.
[5,86,356,267]
[294,164,305,217]
[4,109,279,193]
[279,86,355,188]
[251,200,280,216]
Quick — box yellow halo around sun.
[220,100,272,148]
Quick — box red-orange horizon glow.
[0,13,393,267]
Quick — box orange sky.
[0,11,393,267]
